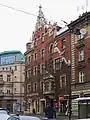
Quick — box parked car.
[0,113,10,120]
[0,114,47,120]
[0,108,9,114]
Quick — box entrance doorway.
[41,101,45,113]
[59,100,67,114]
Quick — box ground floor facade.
[72,83,90,117]
[0,95,24,113]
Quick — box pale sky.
[0,0,90,54]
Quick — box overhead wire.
[0,3,37,17]
[0,3,65,26]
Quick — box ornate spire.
[35,5,47,30]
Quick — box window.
[14,76,17,78]
[33,83,37,92]
[7,89,11,94]
[6,67,8,70]
[60,75,66,88]
[41,33,44,42]
[51,81,54,90]
[40,81,44,92]
[50,44,53,55]
[10,66,12,70]
[34,53,37,61]
[79,71,85,83]
[27,69,31,78]
[41,49,45,58]
[2,67,4,70]
[0,75,3,81]
[35,66,37,75]
[79,48,84,61]
[45,28,47,33]
[33,66,37,75]
[7,75,11,82]
[49,28,53,36]
[27,84,31,93]
[15,66,17,71]
[55,58,61,70]
[41,64,44,74]
[62,38,66,49]
[44,81,49,91]
[28,56,31,63]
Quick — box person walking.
[45,103,56,119]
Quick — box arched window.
[50,44,53,55]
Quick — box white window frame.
[41,33,44,42]
[33,82,37,92]
[79,48,84,61]
[7,74,11,82]
[62,38,66,49]
[79,71,85,83]
[27,84,31,93]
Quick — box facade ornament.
[35,5,47,30]
[53,41,70,66]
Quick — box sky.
[0,0,90,54]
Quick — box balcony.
[43,89,55,95]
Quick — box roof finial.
[39,4,42,9]
[35,4,47,30]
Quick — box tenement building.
[68,11,90,116]
[0,50,25,113]
[24,5,71,114]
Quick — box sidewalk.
[26,113,78,120]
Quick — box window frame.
[79,71,85,83]
[60,75,66,88]
[78,47,84,61]
[62,38,66,49]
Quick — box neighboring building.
[46,27,71,114]
[68,11,90,116]
[0,50,25,113]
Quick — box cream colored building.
[0,50,25,113]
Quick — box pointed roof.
[35,5,47,30]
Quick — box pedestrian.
[45,103,56,119]
[32,108,36,115]
[44,105,48,117]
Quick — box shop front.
[58,96,68,115]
